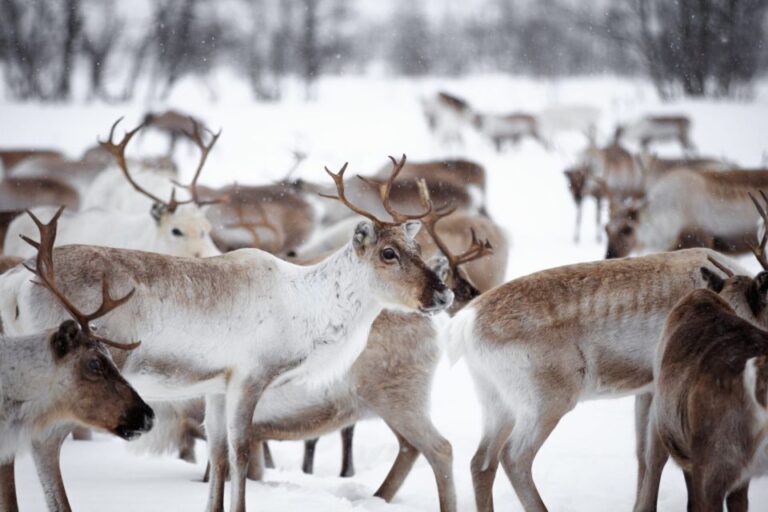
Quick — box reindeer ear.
[50,320,81,359]
[353,220,377,253]
[700,267,725,293]
[404,220,421,240]
[150,203,164,223]
[754,272,768,305]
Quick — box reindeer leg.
[634,393,652,502]
[499,409,563,512]
[262,442,275,469]
[0,459,18,512]
[227,375,272,512]
[246,435,265,481]
[204,394,228,512]
[339,424,355,477]
[374,431,420,502]
[574,200,582,244]
[595,196,603,243]
[31,426,72,512]
[302,438,318,474]
[726,482,749,512]
[470,377,515,512]
[634,396,669,512]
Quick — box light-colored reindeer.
[604,169,768,258]
[0,155,452,512]
[617,115,694,151]
[3,119,221,259]
[0,209,154,512]
[444,248,747,512]
[421,91,474,148]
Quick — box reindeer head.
[22,208,154,440]
[605,199,645,259]
[700,192,768,327]
[417,198,493,314]
[322,155,453,314]
[100,117,223,258]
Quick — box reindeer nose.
[434,288,454,310]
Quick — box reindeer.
[0,256,21,275]
[0,155,452,512]
[472,112,546,151]
[242,193,495,512]
[142,109,209,156]
[0,176,80,211]
[635,193,768,512]
[0,150,63,179]
[604,169,768,259]
[617,115,694,151]
[563,163,608,243]
[443,247,748,512]
[3,119,221,259]
[421,91,474,148]
[0,209,154,512]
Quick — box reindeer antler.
[21,208,140,351]
[417,180,493,276]
[748,191,768,270]
[181,116,223,206]
[321,154,433,227]
[706,256,735,278]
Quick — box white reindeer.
[0,155,452,512]
[0,209,154,511]
[3,119,221,259]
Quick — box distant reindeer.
[142,109,209,156]
[604,169,768,258]
[617,115,694,151]
[444,248,747,512]
[0,149,63,176]
[3,119,221,259]
[635,194,768,512]
[0,155,452,512]
[421,91,474,147]
[563,163,608,243]
[472,112,546,151]
[0,176,80,211]
[0,209,154,512]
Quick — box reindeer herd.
[0,96,765,512]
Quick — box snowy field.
[3,73,768,511]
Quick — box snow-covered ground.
[3,73,768,511]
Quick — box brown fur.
[374,159,486,195]
[0,257,21,275]
[0,211,23,255]
[0,149,63,171]
[0,177,80,211]
[639,289,768,511]
[437,92,470,112]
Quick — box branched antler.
[706,256,735,278]
[748,191,768,270]
[100,117,223,212]
[417,180,493,276]
[320,154,433,226]
[21,207,140,351]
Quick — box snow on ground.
[3,73,768,510]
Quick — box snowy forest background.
[1,0,767,102]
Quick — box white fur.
[442,306,477,364]
[3,205,220,259]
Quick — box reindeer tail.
[441,306,477,365]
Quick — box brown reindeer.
[0,149,63,172]
[0,208,153,512]
[444,247,748,512]
[0,176,80,211]
[635,193,768,512]
[563,163,608,243]
[142,109,209,156]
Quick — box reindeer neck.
[0,333,55,404]
[294,243,383,332]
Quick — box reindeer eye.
[171,228,184,237]
[381,248,398,262]
[87,358,103,374]
[620,226,633,236]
